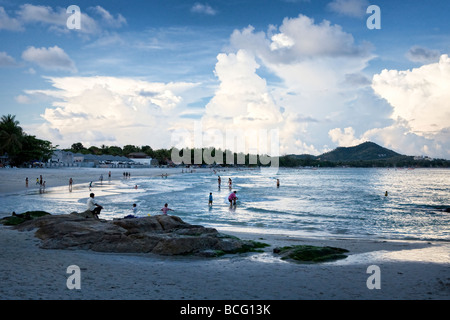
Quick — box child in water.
[209,192,213,206]
[161,203,173,215]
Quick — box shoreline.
[0,223,448,300]
[0,167,189,195]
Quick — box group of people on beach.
[25,175,46,193]
[83,170,279,220]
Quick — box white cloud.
[222,15,376,155]
[369,54,450,158]
[0,51,17,67]
[372,54,450,137]
[0,7,23,31]
[329,127,366,147]
[231,14,369,64]
[25,76,199,148]
[22,46,77,72]
[91,6,127,28]
[1,4,125,35]
[327,0,369,18]
[191,3,217,16]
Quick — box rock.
[1,211,51,226]
[273,245,349,263]
[13,213,264,257]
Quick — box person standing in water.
[228,191,238,206]
[161,203,173,215]
[209,192,213,206]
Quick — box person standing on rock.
[87,193,103,219]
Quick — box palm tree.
[0,114,23,156]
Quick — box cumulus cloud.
[231,14,370,65]
[372,54,450,137]
[369,54,450,158]
[199,50,283,154]
[25,76,199,148]
[329,127,366,147]
[220,14,376,155]
[22,46,77,72]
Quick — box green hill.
[318,142,402,162]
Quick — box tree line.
[0,114,53,166]
[1,114,449,168]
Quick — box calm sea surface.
[1,167,449,241]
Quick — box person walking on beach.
[209,192,213,206]
[69,178,73,192]
[228,191,238,206]
[87,193,103,219]
[161,203,173,215]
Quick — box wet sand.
[0,224,449,301]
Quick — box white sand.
[0,224,449,300]
[0,167,186,195]
[1,167,449,301]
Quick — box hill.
[279,142,450,168]
[317,141,402,162]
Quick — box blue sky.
[1,0,449,158]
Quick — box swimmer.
[276,179,280,188]
[161,203,173,215]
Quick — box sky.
[0,0,449,159]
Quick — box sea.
[1,167,449,241]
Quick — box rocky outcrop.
[13,213,262,257]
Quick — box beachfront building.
[50,150,74,164]
[127,152,158,166]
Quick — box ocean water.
[1,167,449,241]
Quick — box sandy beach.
[0,167,449,303]
[0,167,186,196]
[0,223,449,301]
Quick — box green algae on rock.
[273,245,349,263]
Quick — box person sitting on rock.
[87,193,103,219]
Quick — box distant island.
[279,141,450,168]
